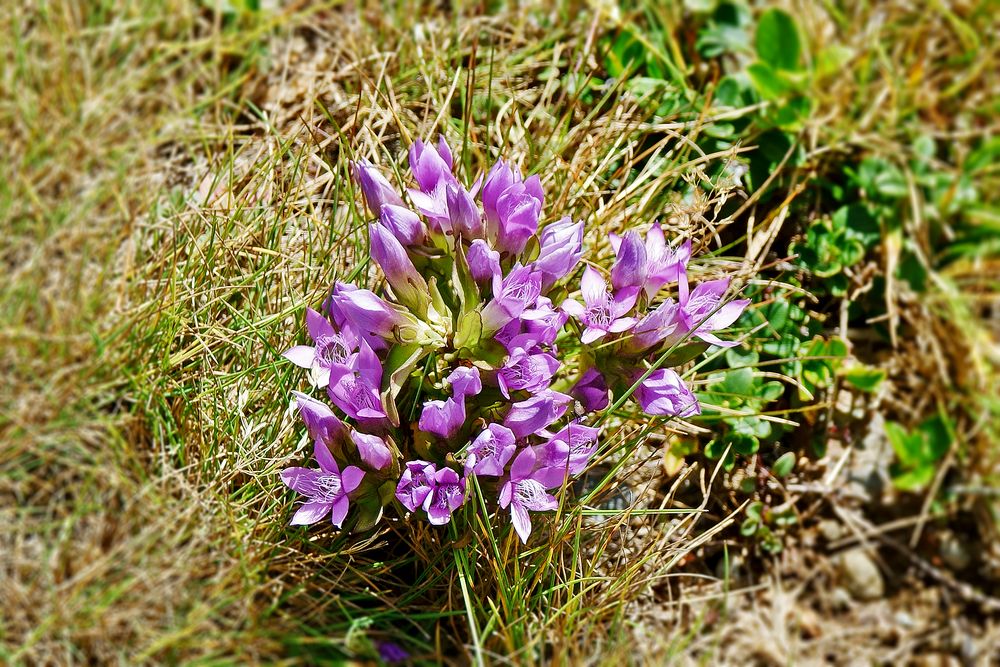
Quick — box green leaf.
[451,240,481,317]
[454,310,483,350]
[747,62,791,100]
[379,343,427,428]
[772,451,796,478]
[842,365,886,392]
[755,9,801,71]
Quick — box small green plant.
[886,415,953,491]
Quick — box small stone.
[834,548,884,601]
[939,531,973,571]
[894,611,915,629]
[818,519,846,542]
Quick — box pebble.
[834,548,885,601]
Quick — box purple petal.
[341,465,365,494]
[281,467,322,495]
[329,495,350,527]
[283,345,316,368]
[510,502,532,543]
[291,500,331,525]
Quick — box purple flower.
[418,397,465,440]
[498,448,559,543]
[380,204,425,246]
[481,265,542,334]
[369,221,429,314]
[327,339,387,422]
[281,440,365,527]
[482,159,518,226]
[494,180,542,255]
[533,217,583,289]
[610,224,691,298]
[464,424,517,477]
[409,137,455,193]
[352,159,404,214]
[570,368,610,412]
[625,299,682,353]
[407,182,451,234]
[675,278,750,348]
[292,391,350,453]
[494,296,567,351]
[633,368,700,417]
[447,366,482,398]
[497,347,560,398]
[417,367,481,439]
[610,230,647,291]
[561,266,639,344]
[503,389,572,438]
[350,430,393,471]
[535,422,601,476]
[424,467,466,525]
[282,308,358,388]
[446,182,483,237]
[467,239,502,287]
[643,227,691,298]
[330,282,423,343]
[377,642,410,664]
[395,460,436,512]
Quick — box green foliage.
[887,415,953,491]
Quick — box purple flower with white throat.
[281,440,365,527]
[610,230,647,292]
[352,159,404,214]
[327,339,386,422]
[561,266,639,344]
[497,346,560,398]
[409,137,455,193]
[533,217,583,289]
[395,460,436,512]
[633,368,700,417]
[464,424,516,477]
[380,204,425,246]
[570,368,610,412]
[293,391,350,455]
[330,282,434,345]
[481,265,542,335]
[447,366,482,398]
[675,278,750,348]
[503,389,572,438]
[424,467,465,525]
[368,221,429,315]
[498,447,559,543]
[282,308,358,388]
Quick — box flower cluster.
[280,138,748,542]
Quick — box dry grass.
[2,0,998,664]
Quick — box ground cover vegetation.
[2,0,998,664]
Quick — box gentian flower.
[467,239,502,287]
[327,339,387,422]
[494,180,542,255]
[496,346,560,398]
[409,137,455,193]
[534,422,601,477]
[498,447,559,543]
[446,182,483,237]
[352,159,404,213]
[380,204,425,246]
[610,224,691,298]
[418,367,482,439]
[395,460,436,512]
[624,299,682,353]
[424,467,466,525]
[610,230,647,292]
[673,278,750,348]
[570,368,610,412]
[503,389,572,438]
[282,308,358,388]
[561,266,639,344]
[281,439,365,527]
[481,265,542,335]
[377,642,410,664]
[533,216,583,290]
[330,282,434,345]
[369,221,429,315]
[633,368,700,417]
[293,391,349,454]
[464,423,517,477]
[350,430,393,471]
